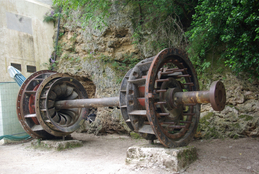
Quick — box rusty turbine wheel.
[119,48,203,146]
[145,48,201,147]
[119,48,218,146]
[17,71,88,139]
[17,70,58,139]
[120,57,157,140]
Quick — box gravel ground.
[0,133,258,174]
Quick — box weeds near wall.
[54,43,63,58]
[43,6,61,25]
[187,0,259,79]
[43,11,56,24]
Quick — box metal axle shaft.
[55,97,120,109]
[174,81,226,111]
[55,81,225,112]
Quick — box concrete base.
[31,139,83,150]
[126,144,197,173]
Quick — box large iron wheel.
[145,48,200,147]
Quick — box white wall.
[33,0,53,6]
[0,0,54,82]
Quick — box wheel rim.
[35,74,88,136]
[125,57,158,140]
[145,48,200,147]
[16,70,57,139]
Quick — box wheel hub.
[160,78,183,123]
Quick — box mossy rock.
[202,126,222,139]
[197,112,214,132]
[130,132,142,139]
[239,115,253,121]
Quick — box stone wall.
[198,72,259,139]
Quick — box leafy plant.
[129,0,197,53]
[43,6,61,25]
[55,43,63,57]
[59,32,64,38]
[187,0,259,78]
[43,10,56,23]
[53,0,112,28]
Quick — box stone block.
[31,139,83,150]
[126,144,197,173]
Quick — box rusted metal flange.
[209,81,226,111]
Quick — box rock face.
[54,6,259,139]
[55,7,138,135]
[198,73,259,139]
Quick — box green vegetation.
[54,0,112,27]
[227,105,239,111]
[239,115,253,121]
[130,132,142,139]
[43,6,61,25]
[31,139,83,151]
[203,126,222,139]
[53,0,197,53]
[198,112,214,131]
[51,0,259,79]
[177,148,198,163]
[228,132,240,139]
[187,0,259,79]
[197,112,224,139]
[56,142,83,151]
[231,123,240,129]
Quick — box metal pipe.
[174,91,211,104]
[173,81,226,111]
[55,97,120,109]
[53,7,62,62]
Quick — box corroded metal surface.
[119,69,134,131]
[16,71,89,139]
[209,81,226,111]
[174,81,226,111]
[55,97,119,109]
[35,74,88,136]
[122,56,157,140]
[145,48,200,147]
[16,70,57,139]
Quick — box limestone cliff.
[198,72,259,139]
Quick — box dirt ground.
[0,133,258,174]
